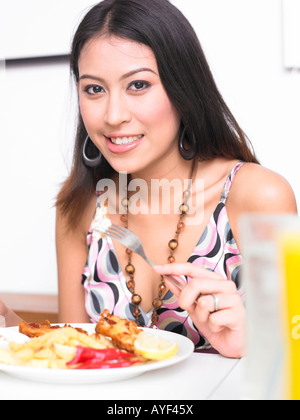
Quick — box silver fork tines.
[99,223,187,292]
[108,225,128,239]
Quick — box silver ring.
[212,294,220,312]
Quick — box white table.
[0,353,245,401]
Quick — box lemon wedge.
[134,332,178,361]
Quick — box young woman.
[1,0,297,358]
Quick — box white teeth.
[110,135,143,145]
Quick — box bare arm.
[56,195,97,323]
[153,163,298,358]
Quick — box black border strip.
[5,54,70,67]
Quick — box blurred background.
[0,0,299,298]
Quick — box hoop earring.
[178,126,197,160]
[82,135,102,168]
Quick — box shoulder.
[228,163,298,214]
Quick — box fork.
[99,223,187,291]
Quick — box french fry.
[0,326,114,369]
[0,315,151,370]
[53,344,76,362]
[0,348,22,366]
[34,347,56,360]
[26,359,52,369]
[12,348,35,362]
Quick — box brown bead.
[159,283,166,293]
[152,298,163,309]
[151,313,160,324]
[179,203,189,214]
[126,248,133,256]
[184,190,191,199]
[133,307,141,317]
[168,255,175,263]
[168,239,178,250]
[127,280,135,290]
[177,221,185,231]
[121,197,129,208]
[132,294,142,305]
[120,214,127,223]
[125,263,135,275]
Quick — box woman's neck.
[121,157,197,217]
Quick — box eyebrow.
[79,67,157,83]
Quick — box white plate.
[0,324,194,384]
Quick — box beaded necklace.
[120,161,196,327]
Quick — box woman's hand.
[0,299,23,327]
[0,300,7,327]
[153,263,246,359]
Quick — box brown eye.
[128,81,151,91]
[85,85,104,95]
[133,82,145,90]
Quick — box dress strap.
[221,162,245,204]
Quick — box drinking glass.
[240,214,298,400]
[277,219,300,400]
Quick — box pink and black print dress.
[82,162,245,350]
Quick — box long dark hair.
[56,0,259,230]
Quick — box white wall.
[0,0,96,59]
[0,0,299,295]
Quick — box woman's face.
[77,36,181,176]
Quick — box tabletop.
[0,353,245,401]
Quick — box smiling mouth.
[108,135,144,145]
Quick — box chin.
[105,154,144,174]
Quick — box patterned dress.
[82,162,245,350]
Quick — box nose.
[103,92,132,127]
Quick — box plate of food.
[0,310,194,384]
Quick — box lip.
[106,132,143,139]
[105,134,144,154]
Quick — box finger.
[153,263,223,281]
[154,263,239,298]
[176,278,237,311]
[193,293,238,324]
[208,308,243,334]
[0,315,6,327]
[164,277,182,298]
[197,293,241,314]
[196,294,219,322]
